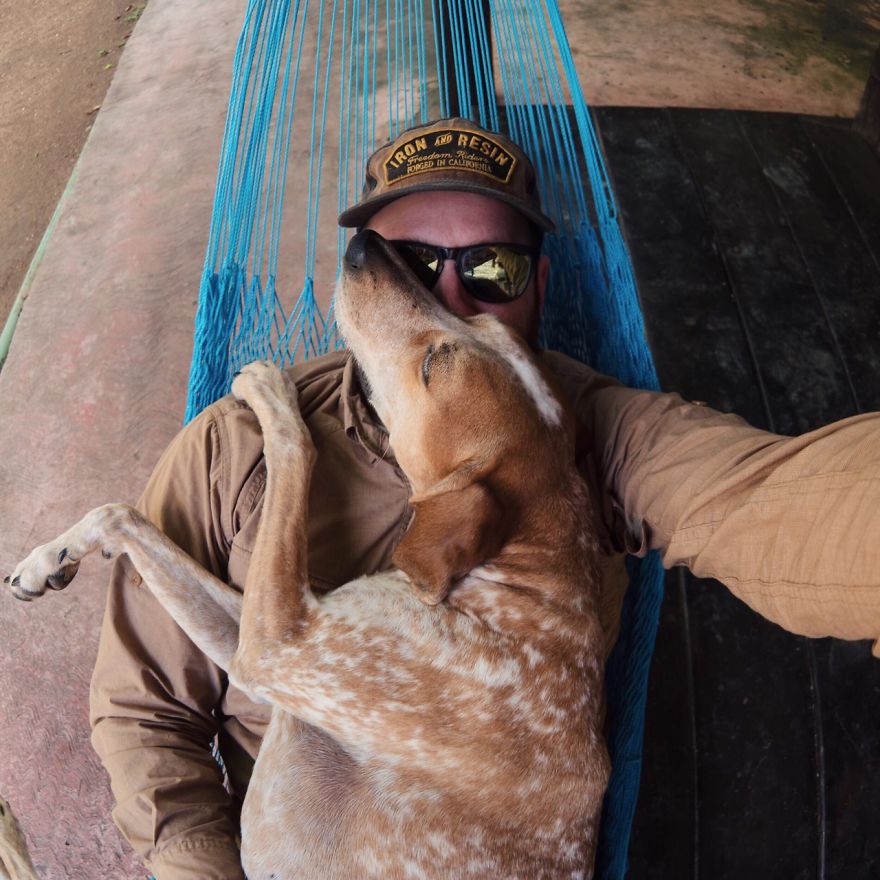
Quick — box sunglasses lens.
[461,245,533,303]
[393,242,442,288]
[389,240,536,303]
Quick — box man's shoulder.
[284,349,350,415]
[540,349,623,398]
[164,351,352,525]
[541,349,596,380]
[196,350,348,424]
[284,348,349,385]
[172,351,350,466]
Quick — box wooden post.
[855,43,880,154]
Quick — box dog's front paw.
[232,360,299,410]
[231,361,314,458]
[6,542,82,602]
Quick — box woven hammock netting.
[185,0,664,876]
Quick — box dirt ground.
[568,0,878,112]
[0,1,143,329]
[0,0,876,331]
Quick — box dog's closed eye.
[422,342,457,388]
[421,345,434,387]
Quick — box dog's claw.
[11,576,20,588]
[3,575,9,584]
[102,549,113,559]
[58,547,68,564]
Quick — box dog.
[7,229,610,879]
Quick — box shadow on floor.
[595,106,880,880]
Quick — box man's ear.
[535,252,549,314]
[392,481,508,606]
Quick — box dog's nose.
[345,229,379,270]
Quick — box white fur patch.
[475,320,563,426]
[501,344,563,426]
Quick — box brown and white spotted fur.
[7,229,609,879]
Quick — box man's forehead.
[366,190,532,240]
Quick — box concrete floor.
[0,1,877,878]
[1,1,876,328]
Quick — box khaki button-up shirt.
[88,349,880,879]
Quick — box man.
[89,118,880,880]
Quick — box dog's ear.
[393,481,507,606]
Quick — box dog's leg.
[6,504,242,670]
[226,361,317,693]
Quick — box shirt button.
[131,573,142,587]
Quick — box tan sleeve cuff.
[147,835,245,880]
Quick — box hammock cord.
[185,3,664,876]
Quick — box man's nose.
[432,260,479,317]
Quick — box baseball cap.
[338,117,555,232]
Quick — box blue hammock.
[185,1,664,876]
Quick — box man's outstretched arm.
[546,351,880,652]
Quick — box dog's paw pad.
[46,562,80,591]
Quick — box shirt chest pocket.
[228,423,411,594]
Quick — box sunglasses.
[388,240,540,304]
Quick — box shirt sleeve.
[89,405,246,880]
[577,376,880,651]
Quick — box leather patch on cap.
[383,127,517,185]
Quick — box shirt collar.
[341,353,397,465]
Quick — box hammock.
[185,1,664,876]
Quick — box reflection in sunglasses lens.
[463,247,530,301]
[398,244,441,287]
[390,241,533,303]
